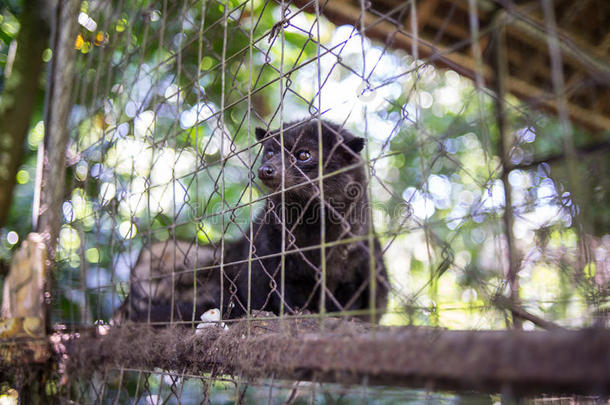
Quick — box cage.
[0,0,609,403]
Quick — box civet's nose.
[258,164,276,180]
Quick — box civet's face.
[256,121,364,195]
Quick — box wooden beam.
[413,0,440,31]
[291,0,610,132]
[64,318,610,395]
[0,339,49,365]
[505,75,610,132]
[428,14,471,39]
[503,7,610,78]
[599,31,610,54]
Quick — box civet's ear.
[255,127,268,141]
[345,137,365,153]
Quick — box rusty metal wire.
[42,0,610,401]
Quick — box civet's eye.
[296,150,311,162]
[264,149,274,160]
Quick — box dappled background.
[1,0,609,402]
[30,0,607,330]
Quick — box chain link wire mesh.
[45,0,610,402]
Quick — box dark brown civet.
[114,119,388,324]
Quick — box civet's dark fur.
[114,120,388,324]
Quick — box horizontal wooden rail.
[62,316,610,396]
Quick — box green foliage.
[0,0,21,89]
[1,0,608,333]
[0,0,608,402]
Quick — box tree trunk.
[0,1,50,228]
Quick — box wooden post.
[36,0,80,259]
[35,0,80,341]
[0,233,51,403]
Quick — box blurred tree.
[0,0,49,228]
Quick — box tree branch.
[510,141,610,171]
